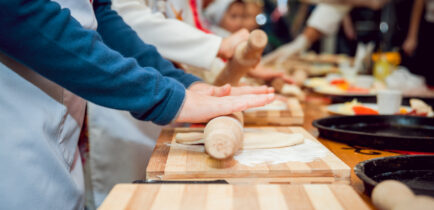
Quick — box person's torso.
[0,0,97,209]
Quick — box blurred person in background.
[205,0,247,37]
[262,0,391,64]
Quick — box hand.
[248,65,294,84]
[176,90,275,123]
[261,35,309,65]
[189,82,274,96]
[188,82,231,97]
[230,85,274,96]
[218,29,249,60]
[275,35,309,65]
[402,37,418,56]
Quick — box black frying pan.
[313,115,434,152]
[354,155,434,196]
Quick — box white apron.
[0,0,97,209]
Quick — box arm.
[0,0,185,125]
[306,3,352,38]
[111,0,222,69]
[402,0,424,56]
[262,4,351,65]
[94,0,201,88]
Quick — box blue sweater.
[0,0,201,125]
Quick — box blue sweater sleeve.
[0,0,186,125]
[93,0,201,88]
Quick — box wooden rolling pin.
[372,180,434,210]
[214,29,268,86]
[203,112,244,159]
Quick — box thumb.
[212,84,231,97]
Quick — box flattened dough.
[243,100,288,112]
[175,131,304,149]
[174,132,204,144]
[243,131,304,149]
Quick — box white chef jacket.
[0,0,95,209]
[112,0,222,70]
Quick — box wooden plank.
[206,185,233,210]
[100,184,370,210]
[243,97,304,125]
[256,185,289,210]
[98,184,137,210]
[304,185,344,210]
[329,185,371,210]
[146,127,350,184]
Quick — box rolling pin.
[213,29,268,86]
[372,180,434,210]
[203,112,244,159]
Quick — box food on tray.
[409,99,433,117]
[352,106,379,115]
[334,99,411,116]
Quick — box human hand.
[188,82,231,97]
[230,85,274,96]
[402,37,418,56]
[248,65,294,84]
[261,35,309,65]
[218,29,249,60]
[176,90,275,123]
[189,82,274,96]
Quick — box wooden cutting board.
[146,127,350,184]
[100,184,370,210]
[243,97,304,125]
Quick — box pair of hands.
[176,83,275,123]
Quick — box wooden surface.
[301,92,400,209]
[100,184,370,210]
[146,126,350,184]
[243,97,304,125]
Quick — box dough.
[175,131,304,149]
[244,100,288,112]
[372,180,415,210]
[243,131,304,149]
[174,132,204,144]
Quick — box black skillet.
[313,115,434,152]
[354,155,434,196]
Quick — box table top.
[100,184,371,210]
[300,92,399,208]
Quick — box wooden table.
[301,92,399,208]
[102,92,400,209]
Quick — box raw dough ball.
[393,196,434,210]
[372,180,415,210]
[243,132,304,149]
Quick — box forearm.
[94,0,201,88]
[111,0,222,70]
[0,0,185,125]
[307,3,352,37]
[406,0,424,40]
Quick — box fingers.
[212,84,231,97]
[220,93,275,113]
[176,90,275,123]
[230,85,274,96]
[219,29,249,59]
[282,75,295,84]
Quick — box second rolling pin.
[213,29,268,86]
[204,112,244,159]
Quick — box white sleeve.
[112,0,222,70]
[307,3,352,35]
